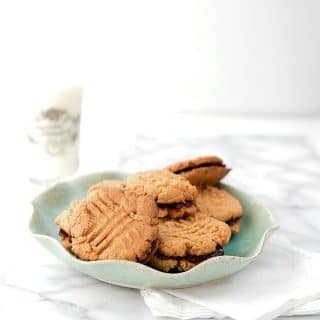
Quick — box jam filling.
[156,245,224,263]
[226,217,241,226]
[59,229,72,242]
[174,162,225,174]
[157,200,193,210]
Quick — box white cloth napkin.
[141,235,320,320]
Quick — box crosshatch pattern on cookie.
[55,186,159,262]
[157,213,231,257]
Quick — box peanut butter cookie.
[127,170,198,219]
[88,179,125,195]
[148,212,231,272]
[166,156,230,186]
[196,185,243,234]
[55,185,159,262]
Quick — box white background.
[0,0,319,117]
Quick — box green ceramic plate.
[29,171,278,289]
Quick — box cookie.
[148,212,231,272]
[196,185,243,234]
[127,170,198,219]
[166,156,230,186]
[149,246,224,272]
[88,179,125,195]
[55,185,159,262]
[228,218,241,234]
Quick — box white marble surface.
[1,115,320,320]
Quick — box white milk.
[26,85,82,184]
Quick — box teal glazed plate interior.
[29,171,279,289]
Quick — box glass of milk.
[26,85,83,185]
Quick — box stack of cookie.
[55,156,243,273]
[166,156,243,235]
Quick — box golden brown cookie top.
[157,212,231,257]
[127,170,198,204]
[55,185,159,262]
[196,186,243,222]
[88,179,125,195]
[166,156,230,186]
